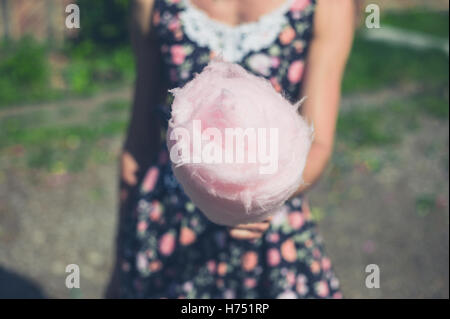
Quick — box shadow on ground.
[0,266,46,298]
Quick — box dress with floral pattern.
[119,0,342,299]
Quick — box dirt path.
[0,87,133,118]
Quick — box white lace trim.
[180,0,295,62]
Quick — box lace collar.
[180,0,295,62]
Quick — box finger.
[121,152,139,186]
[122,167,138,186]
[229,229,263,240]
[234,222,270,232]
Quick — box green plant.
[70,0,130,49]
[0,37,52,106]
[63,46,134,95]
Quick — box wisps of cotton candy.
[166,60,313,226]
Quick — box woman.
[107,0,355,298]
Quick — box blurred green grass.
[382,9,449,37]
[342,36,449,93]
[337,92,449,149]
[63,43,135,95]
[0,100,129,172]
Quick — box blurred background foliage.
[71,0,130,48]
[0,37,52,105]
[0,0,133,107]
[0,5,448,107]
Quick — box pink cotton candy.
[166,61,313,226]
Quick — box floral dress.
[118,0,342,299]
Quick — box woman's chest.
[153,0,316,101]
[189,0,291,27]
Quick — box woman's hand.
[121,151,139,186]
[228,217,272,240]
